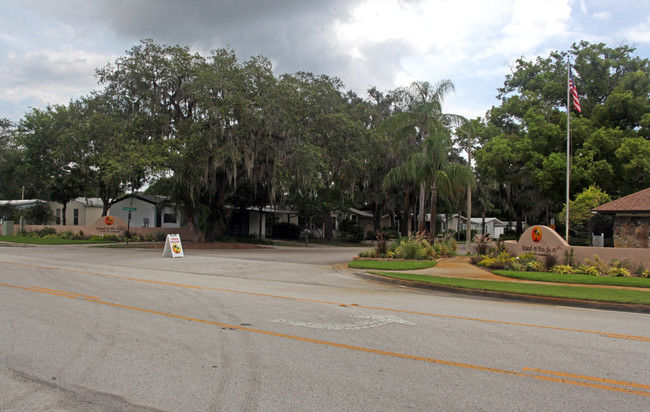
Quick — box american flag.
[569,67,581,113]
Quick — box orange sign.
[531,226,542,243]
[105,216,114,226]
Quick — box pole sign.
[162,234,184,258]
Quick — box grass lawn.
[494,270,650,289]
[0,235,117,245]
[368,272,650,305]
[349,260,437,270]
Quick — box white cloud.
[1,0,649,122]
[619,19,650,42]
[0,48,114,105]
[491,0,572,57]
[593,11,612,20]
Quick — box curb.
[355,271,650,314]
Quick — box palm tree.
[411,132,474,236]
[380,80,467,234]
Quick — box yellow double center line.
[1,280,649,398]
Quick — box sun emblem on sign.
[105,216,114,226]
[531,226,542,243]
[172,244,182,254]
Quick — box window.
[73,209,79,225]
[56,209,61,225]
[163,213,177,224]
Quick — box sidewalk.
[406,256,506,280]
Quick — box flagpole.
[565,58,571,243]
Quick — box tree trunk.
[372,202,382,232]
[481,213,486,236]
[516,213,523,237]
[61,203,68,226]
[418,182,426,233]
[402,187,411,236]
[101,201,110,217]
[323,212,333,240]
[428,184,438,237]
[457,206,462,241]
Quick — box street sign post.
[122,207,136,244]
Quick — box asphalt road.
[1,244,649,411]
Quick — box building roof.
[73,197,104,207]
[434,213,505,225]
[592,187,650,214]
[0,199,47,208]
[113,193,169,205]
[349,208,374,218]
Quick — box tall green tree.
[476,41,650,235]
[18,104,91,224]
[0,118,23,199]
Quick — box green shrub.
[577,265,601,276]
[492,251,515,269]
[608,266,631,277]
[550,265,577,275]
[475,245,515,269]
[16,203,55,225]
[358,248,379,258]
[435,237,457,257]
[395,239,422,260]
[526,261,544,272]
[517,253,538,265]
[582,255,609,274]
[58,230,82,240]
[477,257,495,267]
[509,261,526,271]
[339,220,364,242]
[36,227,57,237]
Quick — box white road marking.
[272,315,415,330]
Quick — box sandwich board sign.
[163,234,184,258]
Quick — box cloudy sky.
[1,0,649,122]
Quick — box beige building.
[50,198,104,227]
